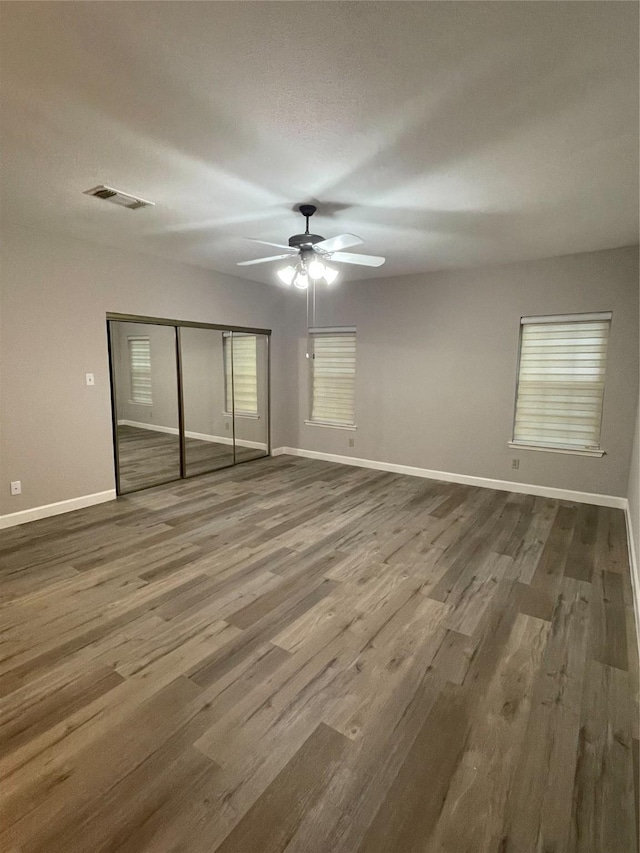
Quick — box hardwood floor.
[117,425,267,492]
[1,456,638,852]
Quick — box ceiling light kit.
[237,204,385,289]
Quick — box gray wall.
[0,224,283,515]
[287,246,639,497]
[1,224,637,520]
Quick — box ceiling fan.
[237,204,385,288]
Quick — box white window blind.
[128,337,152,405]
[224,334,258,415]
[309,330,356,426]
[513,313,611,452]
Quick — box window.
[128,337,152,404]
[308,328,356,427]
[512,312,611,454]
[224,334,258,415]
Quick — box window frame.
[306,326,357,430]
[127,335,152,406]
[510,311,611,457]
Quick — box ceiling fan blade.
[329,252,386,267]
[314,233,363,253]
[246,238,295,251]
[237,253,295,266]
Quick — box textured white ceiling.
[1,2,638,284]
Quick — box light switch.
[85,373,95,386]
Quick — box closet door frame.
[106,313,271,495]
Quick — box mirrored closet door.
[108,320,180,494]
[180,327,234,476]
[107,316,271,495]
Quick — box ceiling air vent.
[83,185,155,210]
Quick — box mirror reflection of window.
[224,334,258,415]
[127,336,152,404]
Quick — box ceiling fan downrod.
[298,203,317,236]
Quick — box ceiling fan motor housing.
[288,232,325,248]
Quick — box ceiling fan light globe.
[277,265,296,286]
[293,272,309,290]
[307,258,326,280]
[323,265,339,284]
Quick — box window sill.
[304,420,357,431]
[508,442,605,458]
[223,412,260,420]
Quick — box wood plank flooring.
[0,455,638,852]
[117,425,267,492]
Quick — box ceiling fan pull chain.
[312,277,316,327]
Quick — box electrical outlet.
[10,480,21,495]
[85,373,95,386]
[511,458,519,470]
[348,437,355,448]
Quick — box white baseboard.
[624,504,640,667]
[271,447,627,509]
[0,490,116,530]
[118,420,267,451]
[119,418,180,436]
[184,430,266,451]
